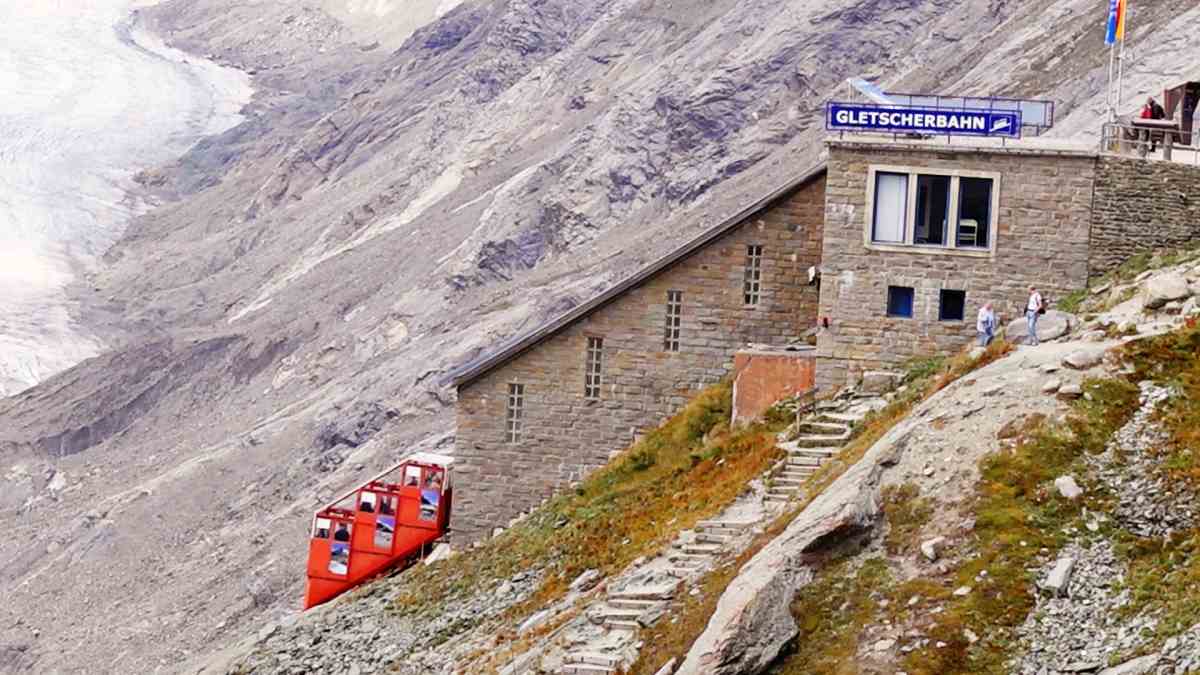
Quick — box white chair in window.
[958,219,979,247]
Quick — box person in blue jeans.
[1026,286,1044,345]
[976,303,997,347]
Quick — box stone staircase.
[763,394,886,504]
[560,581,679,674]
[667,518,756,578]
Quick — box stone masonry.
[815,140,1097,389]
[1090,155,1200,275]
[453,174,826,543]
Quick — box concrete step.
[794,433,850,448]
[695,532,731,545]
[609,581,680,601]
[773,476,807,486]
[604,619,641,631]
[668,551,710,564]
[764,493,794,503]
[565,652,621,668]
[608,597,661,611]
[559,658,614,667]
[818,411,865,425]
[786,455,823,467]
[766,487,800,498]
[790,446,839,459]
[596,606,643,622]
[682,543,722,555]
[697,519,759,531]
[796,421,850,435]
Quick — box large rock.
[1006,310,1077,343]
[1144,272,1192,309]
[860,371,900,394]
[1054,475,1083,500]
[678,420,901,674]
[1098,655,1160,675]
[1042,556,1075,597]
[1063,347,1105,370]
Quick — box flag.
[1105,0,1127,45]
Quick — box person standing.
[976,303,997,347]
[1026,286,1044,346]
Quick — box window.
[939,289,966,321]
[872,172,908,243]
[887,286,915,318]
[868,168,998,252]
[743,245,764,306]
[664,291,682,352]
[914,175,950,246]
[957,178,992,248]
[505,383,524,444]
[584,337,603,399]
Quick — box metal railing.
[1099,121,1200,165]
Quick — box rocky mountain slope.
[0,1,1197,673]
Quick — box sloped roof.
[447,162,828,389]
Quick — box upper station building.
[446,88,1200,543]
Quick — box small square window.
[886,286,914,318]
[939,289,966,321]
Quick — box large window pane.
[957,177,993,248]
[872,173,908,243]
[914,175,950,246]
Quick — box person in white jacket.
[976,303,997,347]
[1026,287,1044,345]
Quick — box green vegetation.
[898,377,1139,674]
[1056,287,1088,315]
[881,484,935,557]
[633,339,1015,674]
[780,557,893,674]
[384,381,786,651]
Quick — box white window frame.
[863,165,1001,258]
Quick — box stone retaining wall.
[1090,156,1200,276]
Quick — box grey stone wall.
[1090,156,1200,276]
[453,175,825,543]
[815,142,1097,390]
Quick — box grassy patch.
[898,378,1140,674]
[629,341,1013,673]
[776,556,893,674]
[881,484,935,557]
[1056,288,1088,315]
[385,382,784,647]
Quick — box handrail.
[1099,121,1200,165]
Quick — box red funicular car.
[304,453,453,609]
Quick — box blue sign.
[827,103,1022,139]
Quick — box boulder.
[920,537,945,562]
[1098,655,1161,675]
[1054,475,1083,500]
[569,569,602,593]
[861,371,900,394]
[1144,272,1192,309]
[1063,347,1105,370]
[1058,384,1083,399]
[1006,310,1077,343]
[1043,556,1075,597]
[1041,379,1062,394]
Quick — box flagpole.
[1107,44,1117,120]
[1117,0,1129,114]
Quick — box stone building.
[447,166,826,542]
[814,138,1099,388]
[449,134,1200,542]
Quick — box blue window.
[887,286,914,318]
